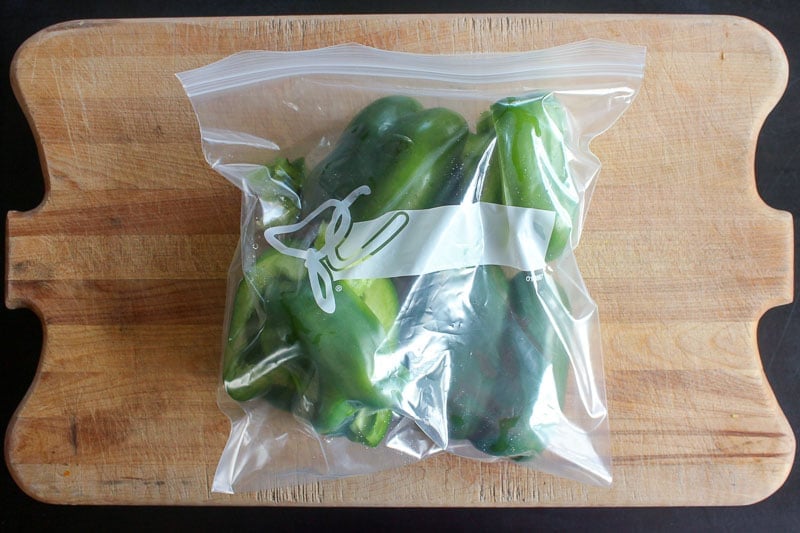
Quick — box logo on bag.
[264,186,409,314]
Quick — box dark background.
[1,1,797,531]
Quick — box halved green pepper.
[490,93,578,261]
[222,155,310,402]
[226,98,469,447]
[222,249,307,402]
[387,114,506,444]
[282,275,398,446]
[223,243,399,446]
[459,111,502,204]
[353,106,469,220]
[443,265,510,441]
[302,95,424,216]
[284,279,392,409]
[303,96,469,224]
[284,100,469,446]
[469,272,570,458]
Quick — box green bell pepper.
[302,95,424,215]
[222,155,309,402]
[386,110,506,443]
[508,272,570,411]
[443,265,510,441]
[303,96,468,223]
[222,248,307,402]
[469,272,570,458]
[226,97,469,447]
[288,100,469,446]
[490,93,578,261]
[459,111,502,204]
[282,275,398,446]
[284,278,392,409]
[223,244,399,446]
[353,106,468,219]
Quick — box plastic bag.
[177,40,645,493]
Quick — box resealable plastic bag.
[178,40,645,493]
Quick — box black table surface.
[1,1,797,531]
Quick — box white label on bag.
[264,186,555,313]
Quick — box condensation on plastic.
[177,40,645,493]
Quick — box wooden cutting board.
[5,14,794,506]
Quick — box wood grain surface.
[4,14,795,506]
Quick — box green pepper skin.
[290,276,398,446]
[490,93,578,261]
[223,154,309,402]
[459,111,502,204]
[468,313,548,457]
[353,107,469,220]
[283,278,392,409]
[444,265,510,441]
[393,265,509,443]
[454,95,574,455]
[302,96,424,215]
[222,249,307,402]
[508,272,570,410]
[377,109,504,445]
[224,247,398,442]
[303,97,469,224]
[287,100,469,446]
[469,272,570,458]
[223,245,399,442]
